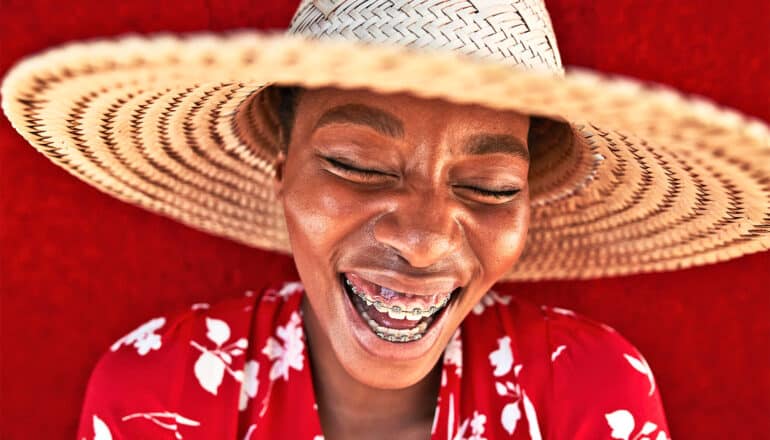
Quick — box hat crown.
[288,0,563,74]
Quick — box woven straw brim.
[2,32,769,280]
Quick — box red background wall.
[1,1,768,438]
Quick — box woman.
[2,1,767,439]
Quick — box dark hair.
[275,86,303,149]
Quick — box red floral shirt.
[77,282,669,439]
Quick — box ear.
[273,150,287,198]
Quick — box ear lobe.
[273,151,286,197]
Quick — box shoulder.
[464,292,669,438]
[478,293,657,390]
[539,304,670,439]
[542,305,651,378]
[81,290,258,405]
[77,281,304,438]
[97,290,260,372]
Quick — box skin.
[274,87,531,439]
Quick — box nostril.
[373,205,463,268]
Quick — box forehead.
[293,87,530,142]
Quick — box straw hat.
[2,0,768,280]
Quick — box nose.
[373,192,463,268]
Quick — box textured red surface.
[0,1,768,438]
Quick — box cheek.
[283,181,345,240]
[280,168,370,263]
[473,196,531,278]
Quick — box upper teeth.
[345,278,450,320]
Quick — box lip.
[338,273,456,361]
[345,269,462,296]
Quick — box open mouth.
[341,272,459,343]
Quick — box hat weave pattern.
[290,0,562,73]
[2,1,768,280]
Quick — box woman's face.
[277,87,530,389]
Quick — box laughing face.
[276,87,531,390]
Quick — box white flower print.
[455,411,488,440]
[262,311,305,381]
[624,353,656,396]
[489,336,513,377]
[92,415,113,440]
[605,409,666,440]
[551,345,567,362]
[238,360,260,411]
[121,411,200,439]
[488,336,539,438]
[189,317,248,395]
[258,311,305,417]
[444,329,463,378]
[110,317,165,356]
[472,291,512,315]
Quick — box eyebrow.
[463,134,529,162]
[313,104,405,138]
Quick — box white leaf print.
[277,282,303,299]
[550,306,576,316]
[206,317,231,346]
[522,392,542,440]
[172,414,200,426]
[624,353,656,396]
[122,412,200,438]
[472,291,512,315]
[444,330,463,377]
[454,418,470,440]
[501,403,521,435]
[551,345,567,362]
[243,424,257,440]
[194,350,226,395]
[238,360,260,411]
[234,338,249,349]
[514,364,523,377]
[495,382,507,396]
[92,415,113,440]
[605,409,635,440]
[264,282,303,301]
[640,421,658,435]
[110,317,165,356]
[489,336,513,377]
[655,432,668,440]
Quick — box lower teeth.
[352,293,435,343]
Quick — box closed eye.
[322,156,395,180]
[453,185,521,203]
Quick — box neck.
[301,296,441,439]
